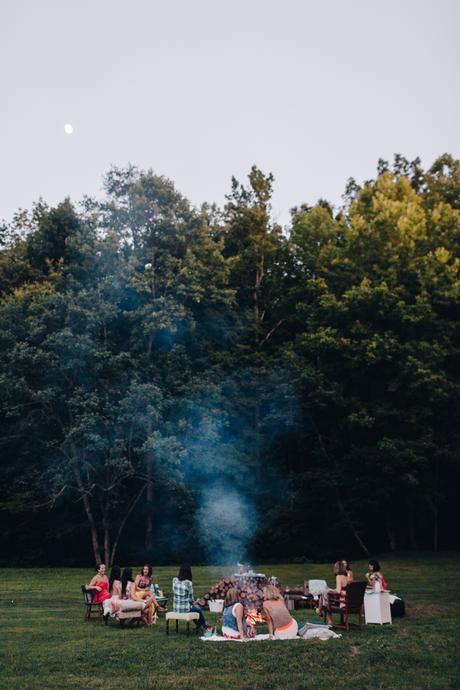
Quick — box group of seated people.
[87,563,166,625]
[86,558,387,637]
[223,586,299,640]
[168,564,300,640]
[317,558,387,624]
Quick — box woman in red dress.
[88,564,111,603]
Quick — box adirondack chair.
[326,581,367,631]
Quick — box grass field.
[1,554,459,689]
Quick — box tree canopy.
[1,155,459,566]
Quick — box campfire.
[195,564,280,626]
[246,607,266,626]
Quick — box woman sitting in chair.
[132,564,164,625]
[88,564,111,604]
[366,560,388,590]
[341,559,354,583]
[121,567,134,598]
[109,565,122,598]
[104,566,148,620]
[324,561,349,625]
[102,564,123,617]
[263,585,298,639]
[172,564,209,634]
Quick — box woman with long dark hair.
[109,564,122,597]
[121,567,134,598]
[172,564,209,633]
[366,560,388,590]
[132,564,164,625]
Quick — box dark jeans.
[190,604,206,628]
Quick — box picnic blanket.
[200,628,341,642]
[200,634,299,642]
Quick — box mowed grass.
[0,554,459,689]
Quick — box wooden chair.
[81,585,103,621]
[326,581,367,631]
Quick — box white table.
[364,591,392,625]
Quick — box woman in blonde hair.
[222,588,251,640]
[263,585,298,639]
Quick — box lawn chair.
[326,581,366,631]
[81,585,103,621]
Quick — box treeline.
[1,155,459,566]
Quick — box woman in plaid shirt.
[172,564,209,632]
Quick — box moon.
[64,123,74,135]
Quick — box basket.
[209,599,224,612]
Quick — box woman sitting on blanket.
[263,585,298,639]
[222,588,253,640]
[88,563,111,604]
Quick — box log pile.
[195,575,280,611]
[195,576,238,609]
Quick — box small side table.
[364,591,392,625]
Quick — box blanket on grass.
[200,634,297,642]
[200,628,341,642]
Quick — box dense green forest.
[1,154,459,567]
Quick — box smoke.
[171,367,300,565]
[196,484,255,564]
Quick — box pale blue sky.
[1,0,459,226]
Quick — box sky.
[1,0,459,227]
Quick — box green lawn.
[0,554,459,689]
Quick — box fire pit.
[194,566,280,627]
[246,607,266,626]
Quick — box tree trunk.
[432,455,439,552]
[254,246,264,346]
[111,485,146,565]
[102,502,110,566]
[73,464,102,564]
[407,495,419,550]
[385,515,397,552]
[145,457,154,552]
[426,496,438,552]
[336,492,370,556]
[433,500,438,553]
[312,417,370,555]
